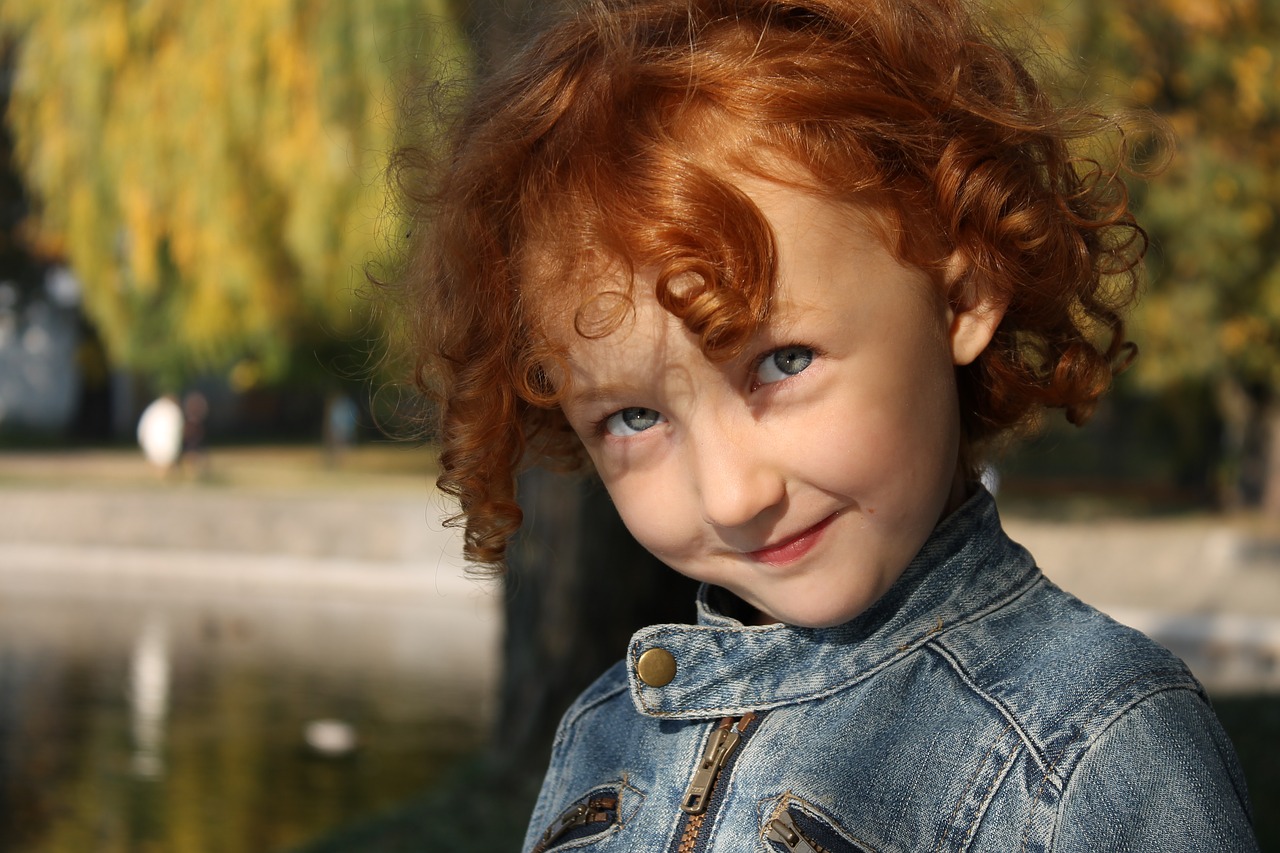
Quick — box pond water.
[0,582,498,853]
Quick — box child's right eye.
[603,407,665,437]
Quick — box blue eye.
[604,407,665,436]
[756,346,815,385]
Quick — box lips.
[747,513,837,566]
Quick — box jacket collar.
[626,487,1041,718]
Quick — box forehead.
[522,174,899,330]
[523,178,925,388]
[513,126,820,344]
[546,188,951,442]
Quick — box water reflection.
[129,613,169,780]
[0,580,497,853]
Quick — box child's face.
[552,178,999,627]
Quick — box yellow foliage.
[1158,0,1239,34]
[1230,45,1274,125]
[1219,316,1270,357]
[0,0,469,384]
[1213,174,1240,202]
[1129,74,1161,105]
[229,359,263,392]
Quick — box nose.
[687,417,786,530]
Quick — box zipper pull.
[765,811,826,853]
[681,715,753,815]
[534,795,618,853]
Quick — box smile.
[747,513,837,566]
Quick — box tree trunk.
[451,0,702,795]
[1217,377,1280,516]
[1263,400,1280,518]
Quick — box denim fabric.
[523,489,1259,852]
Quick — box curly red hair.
[384,0,1149,571]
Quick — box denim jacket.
[523,489,1258,852]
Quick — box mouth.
[747,513,837,566]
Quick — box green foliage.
[1002,0,1280,392]
[1,0,468,391]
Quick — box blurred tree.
[999,0,1280,512]
[0,0,467,391]
[0,37,47,306]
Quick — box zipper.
[674,713,757,853]
[533,794,619,853]
[765,810,828,853]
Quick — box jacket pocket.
[532,781,643,852]
[761,794,875,853]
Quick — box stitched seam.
[539,779,641,853]
[1082,671,1201,728]
[1021,718,1080,853]
[932,721,1014,853]
[636,574,1047,717]
[962,741,1020,852]
[549,826,620,852]
[563,679,630,730]
[1021,682,1203,853]
[1045,684,1210,852]
[929,641,1061,788]
[616,775,646,829]
[761,791,882,852]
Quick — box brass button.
[636,647,677,687]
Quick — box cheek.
[599,469,695,558]
[803,367,960,500]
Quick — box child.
[389,0,1259,849]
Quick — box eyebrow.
[561,383,630,412]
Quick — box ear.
[943,253,1007,367]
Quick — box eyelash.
[589,342,820,438]
[750,343,819,389]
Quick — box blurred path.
[0,449,1277,693]
[0,487,480,597]
[0,448,501,693]
[1006,513,1280,693]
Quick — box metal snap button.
[636,647,677,687]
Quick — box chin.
[757,576,889,629]
[764,601,865,630]
[791,613,860,630]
